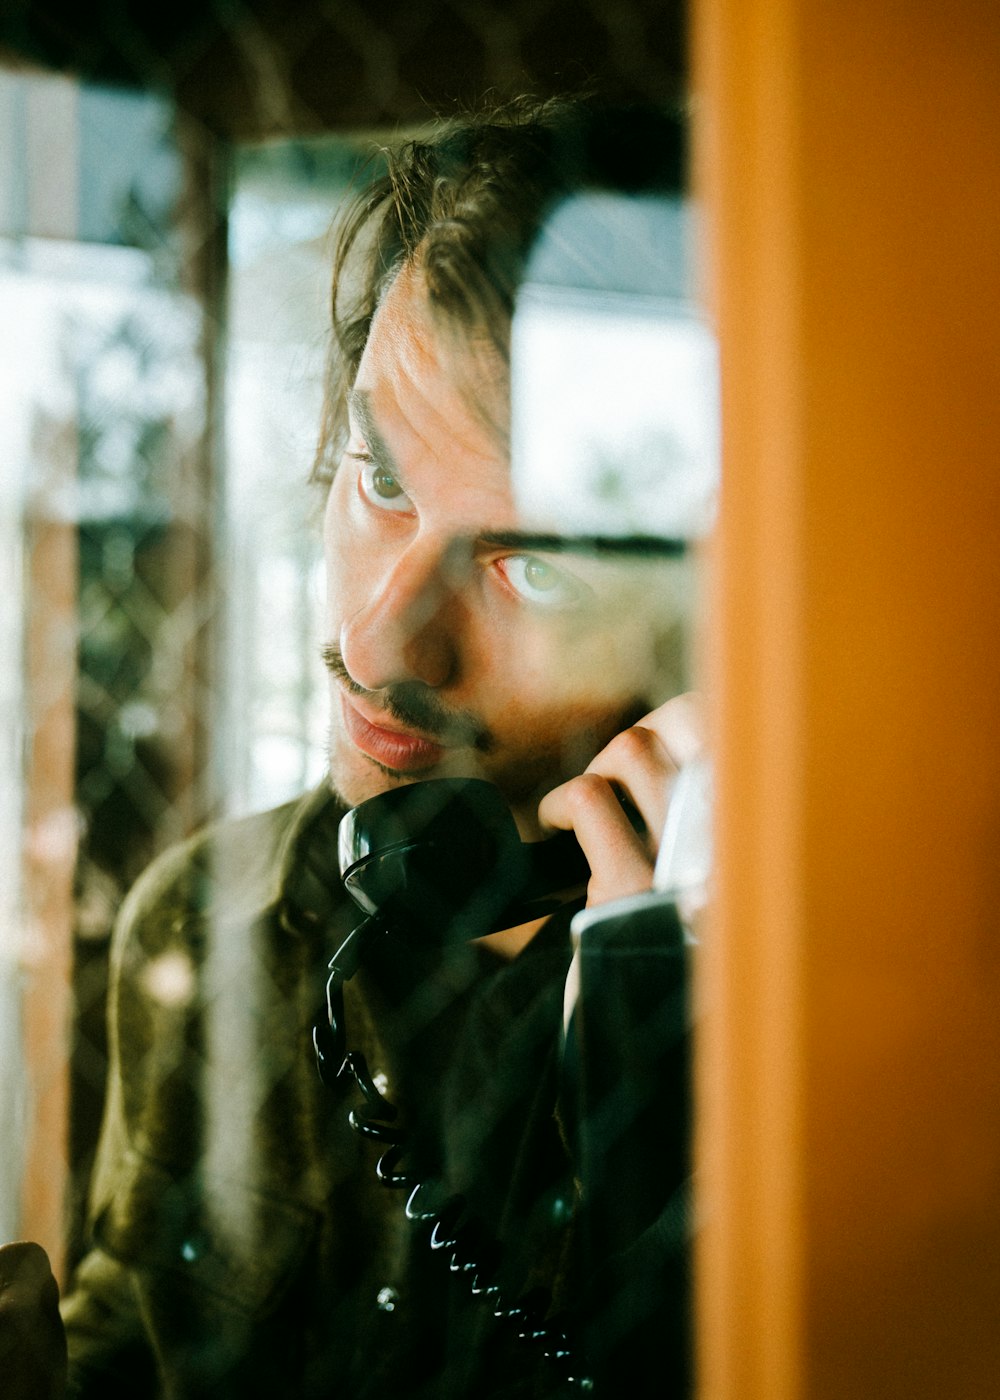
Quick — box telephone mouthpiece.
[338,778,588,944]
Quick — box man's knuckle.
[568,772,613,810]
[605,724,657,767]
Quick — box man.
[49,99,696,1398]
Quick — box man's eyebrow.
[477,530,689,558]
[347,389,399,475]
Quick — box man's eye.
[358,458,413,513]
[500,555,588,611]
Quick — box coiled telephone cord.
[313,952,589,1391]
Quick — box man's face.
[323,262,675,834]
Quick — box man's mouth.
[339,691,449,772]
[324,642,492,766]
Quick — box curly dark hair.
[311,95,686,485]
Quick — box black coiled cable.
[312,920,590,1390]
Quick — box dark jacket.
[61,787,580,1400]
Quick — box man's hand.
[539,693,703,909]
[0,1242,67,1400]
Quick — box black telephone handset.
[308,776,589,1075]
[338,776,590,942]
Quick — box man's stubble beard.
[325,703,639,838]
[322,626,652,828]
[324,717,440,811]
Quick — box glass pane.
[3,83,717,1400]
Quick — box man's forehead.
[359,261,511,449]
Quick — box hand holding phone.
[537,692,704,909]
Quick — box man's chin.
[327,762,545,844]
[326,750,413,812]
[327,724,483,810]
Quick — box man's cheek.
[324,549,350,638]
[510,630,588,708]
[514,634,640,717]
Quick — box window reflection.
[223,140,382,813]
[0,67,206,1266]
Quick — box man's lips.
[339,691,448,772]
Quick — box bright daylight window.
[222,138,383,815]
[1,68,207,1263]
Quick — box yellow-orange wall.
[694,1,1000,1394]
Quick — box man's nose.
[339,538,470,692]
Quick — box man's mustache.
[321,643,493,752]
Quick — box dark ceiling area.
[0,0,687,139]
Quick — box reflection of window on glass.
[511,185,717,908]
[0,69,207,1275]
[512,192,718,544]
[224,140,387,814]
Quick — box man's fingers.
[0,1241,67,1400]
[539,772,655,906]
[645,691,704,770]
[0,1242,60,1312]
[550,694,704,850]
[581,722,676,845]
[540,692,705,909]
